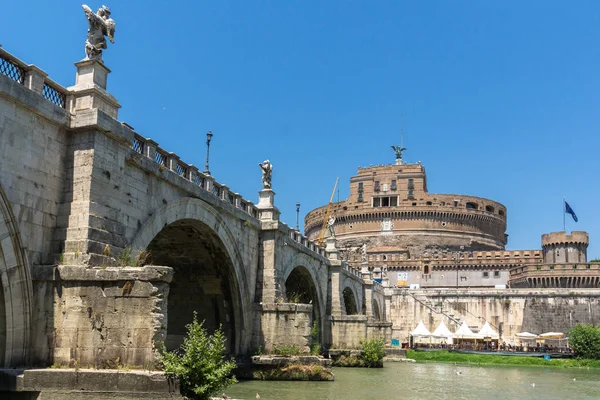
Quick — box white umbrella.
[515,332,539,339]
[539,332,564,339]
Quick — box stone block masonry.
[31,265,172,368]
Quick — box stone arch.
[342,287,359,315]
[283,265,324,344]
[0,184,33,367]
[372,298,382,321]
[131,197,249,355]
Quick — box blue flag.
[565,201,578,222]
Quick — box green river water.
[224,362,600,400]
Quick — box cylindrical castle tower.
[305,160,508,261]
[542,231,589,264]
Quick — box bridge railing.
[131,132,259,219]
[0,46,68,109]
[343,262,362,278]
[286,226,326,257]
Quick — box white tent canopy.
[431,320,454,338]
[410,320,431,337]
[478,321,499,339]
[454,322,481,339]
[431,320,454,344]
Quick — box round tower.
[541,231,589,264]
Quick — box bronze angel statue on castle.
[82,4,115,61]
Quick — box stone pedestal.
[67,59,120,119]
[325,237,339,260]
[256,189,280,222]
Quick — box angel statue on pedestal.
[82,4,116,61]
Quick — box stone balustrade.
[0,46,68,109]
[285,225,326,257]
[131,132,260,220]
[342,262,362,278]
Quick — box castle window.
[358,182,364,202]
[383,255,387,261]
[426,201,432,206]
[483,271,489,278]
[466,202,478,210]
[374,181,380,192]
[486,205,495,212]
[424,265,430,274]
[499,210,505,216]
[391,180,397,190]
[373,196,398,208]
[453,201,458,207]
[494,271,500,278]
[407,179,414,199]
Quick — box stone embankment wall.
[388,288,600,344]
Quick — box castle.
[305,152,597,290]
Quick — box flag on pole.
[564,201,578,222]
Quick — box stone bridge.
[0,47,391,368]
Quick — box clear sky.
[2,1,599,258]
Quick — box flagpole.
[563,198,566,232]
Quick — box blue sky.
[2,1,599,257]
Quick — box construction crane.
[317,177,339,246]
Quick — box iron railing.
[1,49,67,109]
[42,82,66,108]
[0,55,25,84]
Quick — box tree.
[160,313,237,400]
[568,324,600,359]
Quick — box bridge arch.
[0,184,33,367]
[131,197,250,355]
[342,286,359,315]
[282,260,327,345]
[372,298,382,320]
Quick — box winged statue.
[391,145,406,160]
[82,4,116,61]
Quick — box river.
[224,362,600,400]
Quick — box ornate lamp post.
[204,131,213,175]
[296,202,301,231]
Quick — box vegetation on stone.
[159,313,237,400]
[253,363,334,381]
[332,338,386,368]
[311,321,321,355]
[273,344,302,357]
[569,324,600,359]
[360,337,386,367]
[407,350,600,368]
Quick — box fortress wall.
[388,289,600,345]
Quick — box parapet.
[542,231,589,247]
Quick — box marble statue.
[361,243,368,262]
[259,160,272,189]
[82,4,115,61]
[391,145,406,160]
[327,215,336,238]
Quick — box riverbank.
[407,350,600,368]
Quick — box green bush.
[159,313,237,400]
[273,344,302,357]
[569,324,600,359]
[310,321,321,355]
[360,337,386,367]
